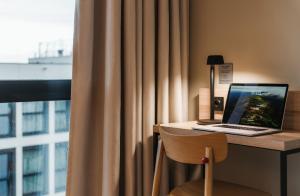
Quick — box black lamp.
[207,55,224,121]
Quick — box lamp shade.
[207,55,224,65]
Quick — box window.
[0,103,16,138]
[23,145,49,195]
[0,81,71,196]
[22,102,49,136]
[55,101,70,133]
[0,0,74,195]
[55,142,68,192]
[0,149,15,196]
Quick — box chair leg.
[152,140,165,196]
[204,147,213,196]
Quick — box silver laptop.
[193,83,289,136]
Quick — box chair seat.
[169,180,271,196]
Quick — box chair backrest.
[160,129,228,164]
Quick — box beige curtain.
[66,0,189,196]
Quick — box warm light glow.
[215,69,288,90]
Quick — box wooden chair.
[152,129,272,196]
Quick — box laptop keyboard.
[214,124,267,132]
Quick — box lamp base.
[197,119,222,125]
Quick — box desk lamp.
[206,55,224,122]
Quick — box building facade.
[0,100,70,196]
[0,53,72,196]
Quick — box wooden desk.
[154,121,300,151]
[153,121,300,196]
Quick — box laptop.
[192,83,289,136]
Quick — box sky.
[0,0,75,63]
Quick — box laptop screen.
[223,84,289,129]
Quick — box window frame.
[55,142,68,193]
[23,144,49,196]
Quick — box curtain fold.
[142,1,156,195]
[67,0,189,196]
[123,0,138,195]
[157,0,170,194]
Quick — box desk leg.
[280,151,287,196]
[153,132,159,170]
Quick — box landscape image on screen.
[223,85,287,129]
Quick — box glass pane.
[0,0,74,194]
[55,171,67,192]
[23,175,45,195]
[0,180,8,196]
[0,149,15,196]
[55,143,68,170]
[23,145,48,195]
[23,149,46,174]
[55,113,67,132]
[23,102,44,113]
[55,101,67,111]
[0,103,11,114]
[0,154,8,179]
[55,142,68,192]
[0,117,10,136]
[55,101,70,132]
[0,103,15,138]
[22,102,48,135]
[23,114,46,134]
